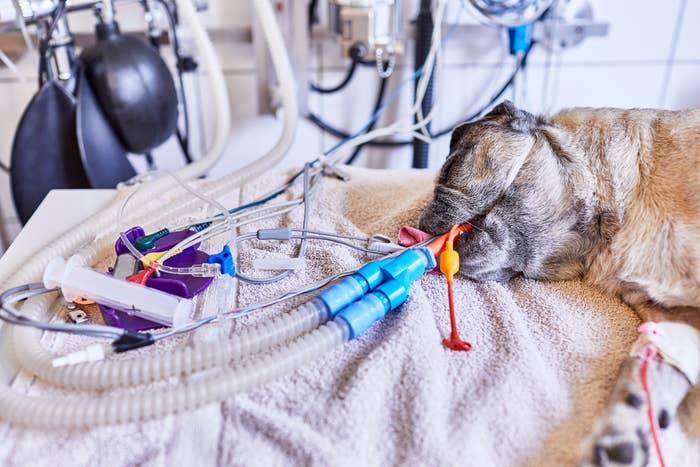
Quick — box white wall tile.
[673,0,700,61]
[549,0,683,64]
[552,64,666,110]
[662,64,700,110]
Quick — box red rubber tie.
[639,345,666,467]
[442,280,471,351]
[126,265,157,286]
[439,224,472,352]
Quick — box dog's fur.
[418,101,699,466]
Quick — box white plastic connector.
[253,257,304,271]
[368,235,404,254]
[52,344,106,367]
[43,255,193,327]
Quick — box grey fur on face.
[419,100,699,312]
[419,101,596,283]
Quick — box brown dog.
[419,101,700,466]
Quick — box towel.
[1,166,699,467]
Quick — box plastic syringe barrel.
[43,256,192,328]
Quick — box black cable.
[144,152,156,170]
[430,41,535,138]
[307,42,534,146]
[309,59,358,94]
[156,0,194,164]
[0,161,9,173]
[308,0,319,33]
[345,74,389,165]
[412,0,434,168]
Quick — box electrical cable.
[0,284,125,339]
[413,0,436,168]
[345,72,389,165]
[309,59,358,94]
[156,0,194,164]
[309,42,532,143]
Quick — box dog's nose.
[418,206,454,235]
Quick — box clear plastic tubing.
[0,0,302,428]
[15,298,330,390]
[1,319,350,429]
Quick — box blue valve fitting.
[207,245,235,276]
[318,248,435,318]
[318,258,390,316]
[326,247,435,338]
[336,279,409,339]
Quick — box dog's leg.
[578,320,700,467]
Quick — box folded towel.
[2,166,699,467]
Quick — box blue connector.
[318,257,390,316]
[207,245,235,276]
[318,247,436,338]
[508,24,532,55]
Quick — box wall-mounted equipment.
[327,0,403,67]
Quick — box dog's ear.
[483,100,540,132]
[449,122,472,153]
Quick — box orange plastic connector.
[428,223,472,257]
[439,224,472,352]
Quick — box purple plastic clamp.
[99,226,216,331]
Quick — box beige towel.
[1,166,699,466]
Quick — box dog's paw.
[578,399,652,466]
[578,357,689,467]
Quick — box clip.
[207,245,235,276]
[134,229,170,251]
[368,235,404,254]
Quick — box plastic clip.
[134,229,170,251]
[368,235,404,255]
[207,245,235,276]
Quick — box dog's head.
[419,101,596,282]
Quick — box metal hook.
[375,48,395,78]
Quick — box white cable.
[414,0,449,138]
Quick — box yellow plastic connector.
[141,251,167,268]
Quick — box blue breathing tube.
[316,247,436,339]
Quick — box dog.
[418,101,700,466]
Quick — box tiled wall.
[0,0,697,250]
